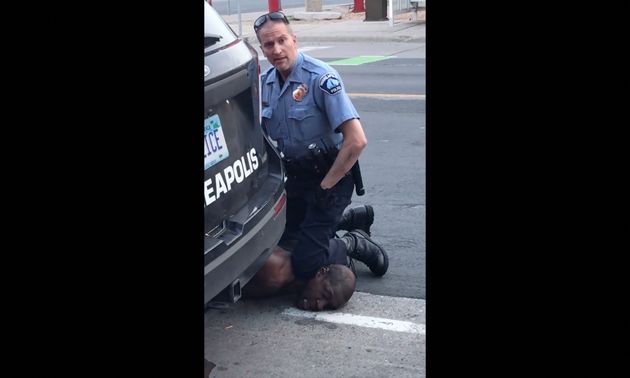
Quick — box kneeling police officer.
[254,11,388,284]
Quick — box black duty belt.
[282,157,326,179]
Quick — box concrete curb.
[291,11,342,21]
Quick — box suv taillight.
[274,192,286,217]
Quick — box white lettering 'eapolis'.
[204,148,259,206]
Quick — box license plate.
[204,114,229,170]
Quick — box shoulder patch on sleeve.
[319,73,343,95]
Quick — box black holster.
[283,142,365,196]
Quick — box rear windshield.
[204,1,238,51]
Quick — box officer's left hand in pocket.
[315,186,335,209]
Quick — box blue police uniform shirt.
[260,52,360,160]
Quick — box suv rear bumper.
[204,190,287,303]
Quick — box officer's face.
[258,21,298,78]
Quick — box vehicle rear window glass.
[204,3,237,51]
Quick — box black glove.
[315,186,334,209]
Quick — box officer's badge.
[292,83,308,102]
[319,73,342,95]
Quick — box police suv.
[205,1,286,304]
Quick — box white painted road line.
[282,307,426,335]
[298,46,332,53]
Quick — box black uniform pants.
[279,174,354,280]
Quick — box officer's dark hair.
[324,264,356,309]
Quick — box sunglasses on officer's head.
[254,11,290,32]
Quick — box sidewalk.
[221,4,425,45]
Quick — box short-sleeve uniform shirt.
[260,53,360,160]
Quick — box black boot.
[341,229,388,277]
[337,205,374,236]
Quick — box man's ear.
[316,266,330,277]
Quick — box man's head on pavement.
[297,264,356,311]
[255,12,298,80]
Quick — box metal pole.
[237,0,242,36]
[388,0,394,27]
[268,0,281,12]
[353,0,365,12]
